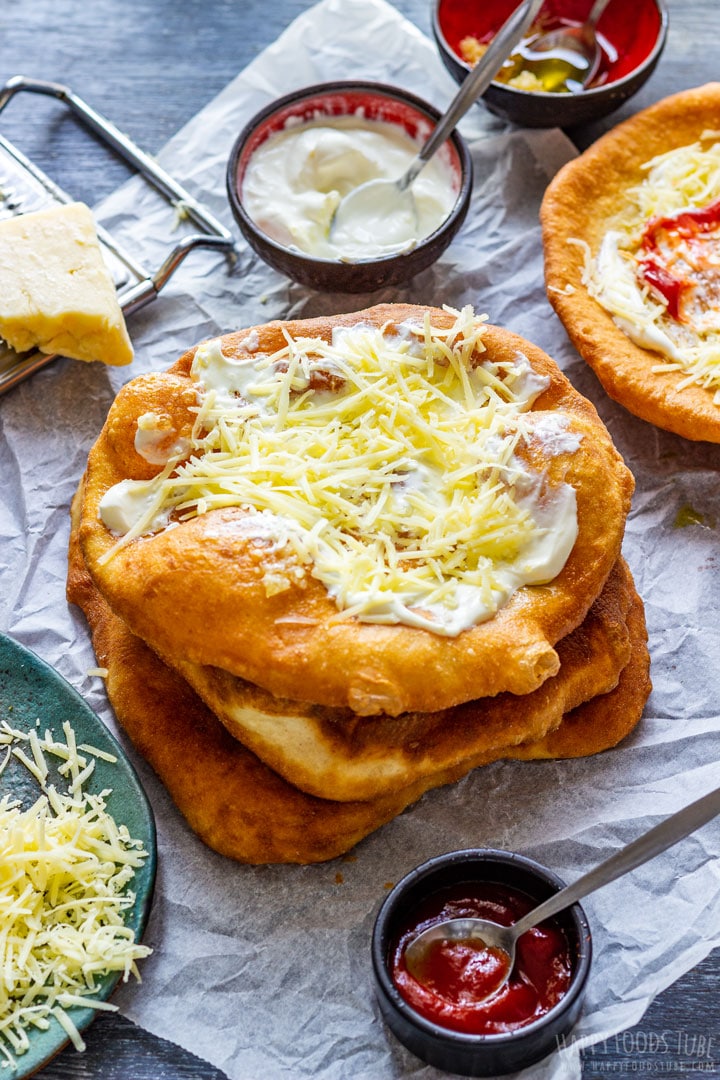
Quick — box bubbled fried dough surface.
[541,84,720,443]
[168,558,636,802]
[79,304,634,716]
[68,492,650,864]
[67,494,409,863]
[507,587,650,761]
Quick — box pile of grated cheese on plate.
[0,718,151,1068]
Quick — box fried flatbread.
[68,495,649,864]
[508,590,650,760]
[79,304,633,716]
[164,558,635,801]
[542,83,720,443]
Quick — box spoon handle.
[399,0,545,191]
[512,784,720,936]
[587,0,613,29]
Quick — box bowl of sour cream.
[226,81,473,292]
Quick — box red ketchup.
[391,882,572,1035]
[638,197,720,322]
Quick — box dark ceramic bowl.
[226,81,472,293]
[372,848,592,1077]
[433,0,668,128]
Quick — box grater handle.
[0,76,240,396]
[119,233,237,317]
[0,76,234,244]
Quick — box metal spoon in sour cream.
[330,0,545,250]
[241,118,457,261]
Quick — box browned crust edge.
[68,486,650,864]
[541,83,720,443]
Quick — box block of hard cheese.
[0,202,133,366]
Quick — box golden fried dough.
[166,559,635,801]
[507,585,650,760]
[68,493,649,864]
[67,507,410,862]
[79,304,633,716]
[542,84,720,443]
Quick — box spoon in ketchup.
[404,783,720,998]
[330,0,545,251]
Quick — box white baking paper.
[1,1,719,1078]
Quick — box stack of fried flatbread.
[69,304,650,863]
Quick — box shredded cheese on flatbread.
[99,306,578,634]
[581,136,720,403]
[0,720,151,1067]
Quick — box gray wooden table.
[1,1,718,1077]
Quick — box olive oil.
[496,32,592,94]
[674,504,714,529]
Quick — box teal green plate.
[0,632,157,1077]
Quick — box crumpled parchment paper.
[1,1,719,1078]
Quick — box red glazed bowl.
[226,81,473,293]
[432,0,668,128]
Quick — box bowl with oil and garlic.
[432,0,668,129]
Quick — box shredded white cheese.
[99,305,579,635]
[580,135,720,402]
[0,719,151,1068]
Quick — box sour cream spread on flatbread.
[578,134,720,404]
[99,307,579,637]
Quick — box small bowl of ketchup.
[432,0,668,129]
[372,848,592,1076]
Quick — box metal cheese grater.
[0,75,237,396]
